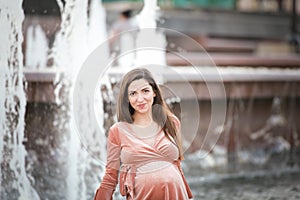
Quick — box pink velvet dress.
[94,120,193,200]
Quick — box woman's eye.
[143,89,150,93]
[129,92,136,96]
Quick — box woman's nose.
[136,93,144,101]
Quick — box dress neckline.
[128,122,162,140]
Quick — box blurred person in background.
[108,9,138,63]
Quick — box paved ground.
[188,168,300,200]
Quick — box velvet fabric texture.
[94,121,193,200]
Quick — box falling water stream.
[0,1,39,199]
[1,0,108,199]
[25,24,48,69]
[135,0,166,67]
[50,0,108,199]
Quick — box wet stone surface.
[188,169,300,200]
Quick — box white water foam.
[25,24,48,69]
[51,0,108,199]
[0,1,40,199]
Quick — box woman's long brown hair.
[117,68,184,160]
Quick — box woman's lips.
[137,103,146,109]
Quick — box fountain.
[25,24,48,69]
[1,0,300,199]
[1,0,109,199]
[0,1,39,199]
[134,0,167,68]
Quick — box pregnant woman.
[94,68,193,200]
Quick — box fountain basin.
[23,66,300,102]
[24,68,64,103]
[107,66,300,170]
[24,66,300,172]
[106,66,300,99]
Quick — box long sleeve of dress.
[94,125,121,200]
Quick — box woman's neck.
[132,113,153,127]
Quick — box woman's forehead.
[128,79,151,91]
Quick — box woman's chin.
[135,108,150,114]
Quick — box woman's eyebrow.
[128,84,150,92]
[141,85,151,90]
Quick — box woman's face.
[127,78,156,115]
